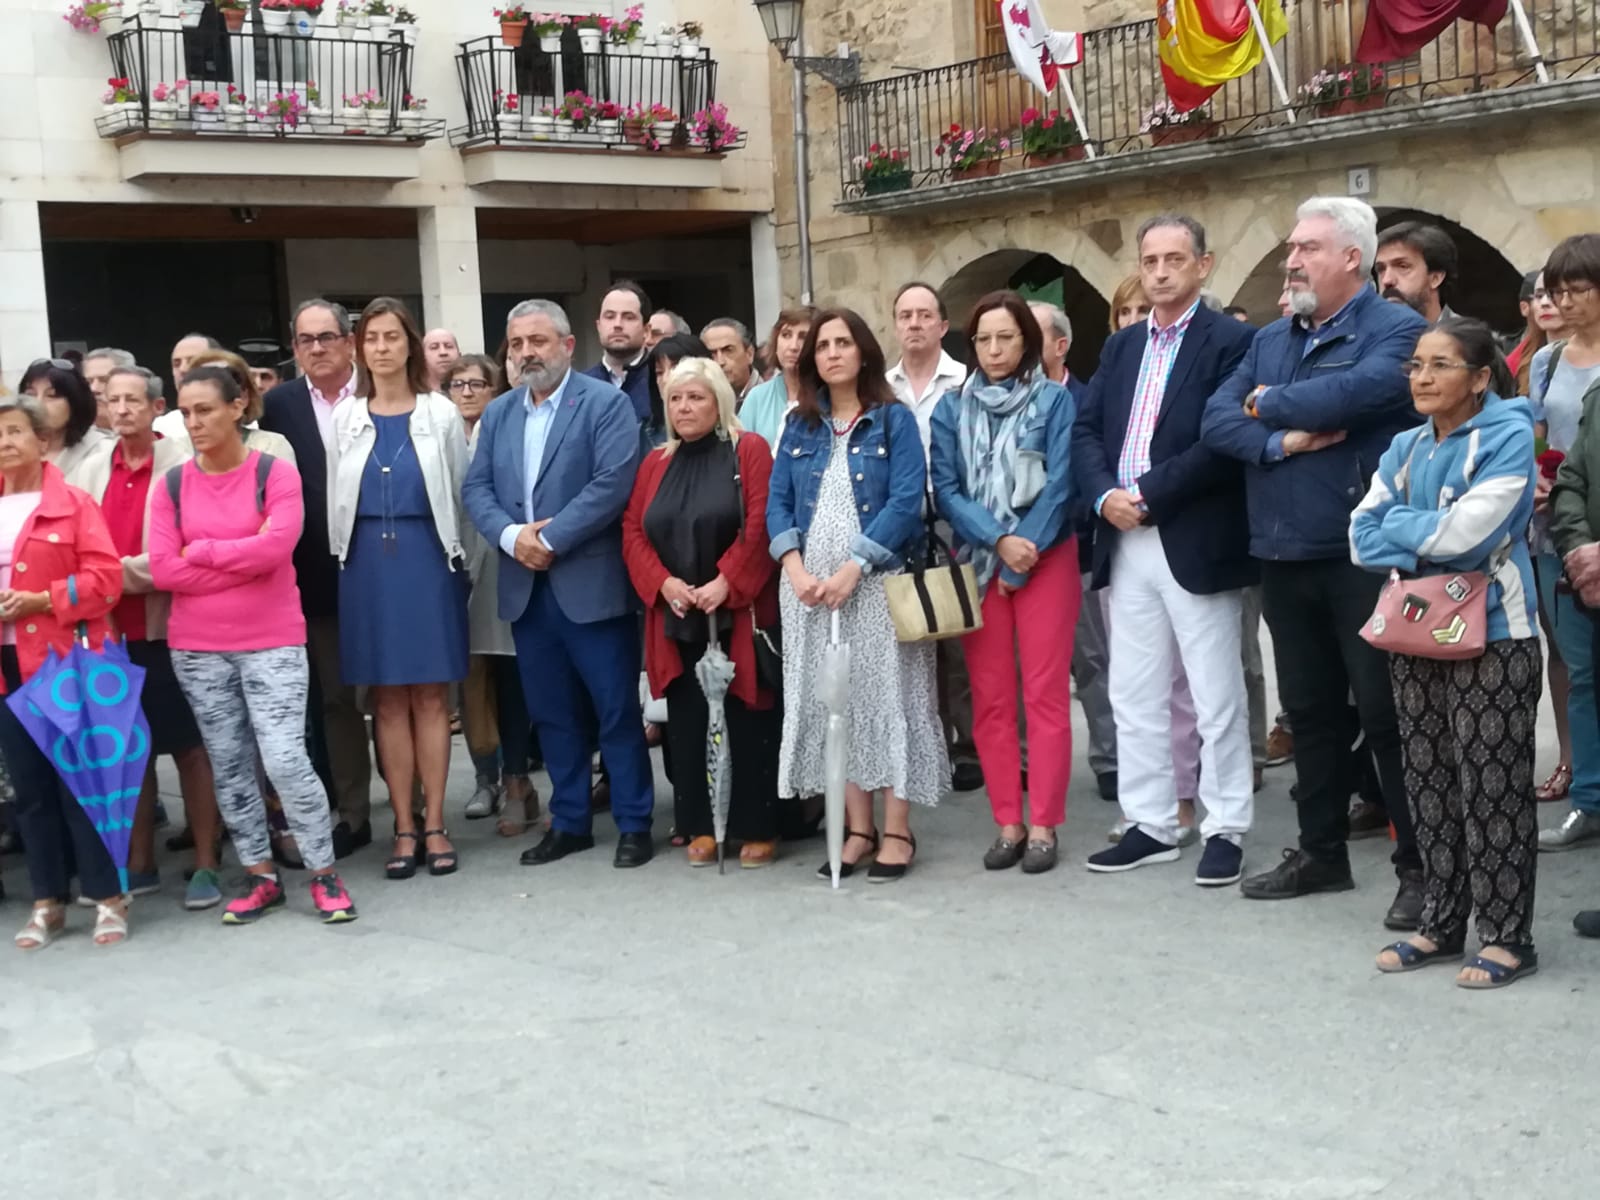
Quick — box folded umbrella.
[693,613,737,874]
[816,608,852,889]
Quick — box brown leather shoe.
[739,840,777,869]
[686,836,717,866]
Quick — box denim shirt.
[766,394,927,569]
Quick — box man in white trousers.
[1070,213,1259,886]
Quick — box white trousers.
[1108,526,1253,845]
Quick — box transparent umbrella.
[816,608,852,889]
[693,613,737,873]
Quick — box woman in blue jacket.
[1351,317,1541,989]
[767,308,947,882]
[930,290,1077,874]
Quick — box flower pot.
[677,37,700,57]
[596,117,621,141]
[366,107,390,131]
[178,0,204,27]
[399,109,422,133]
[952,158,1001,180]
[862,172,912,195]
[336,19,356,38]
[149,99,178,130]
[340,105,365,129]
[653,38,675,56]
[192,107,221,127]
[221,7,246,31]
[1317,94,1386,117]
[260,8,290,33]
[577,28,602,53]
[368,14,392,37]
[525,114,554,140]
[1150,121,1216,146]
[610,38,637,55]
[653,120,676,146]
[100,9,125,34]
[292,11,318,36]
[136,1,159,23]
[224,108,247,130]
[394,20,415,44]
[552,119,575,141]
[501,18,527,47]
[305,105,333,132]
[1024,144,1087,168]
[537,33,561,51]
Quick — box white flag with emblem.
[999,0,1084,94]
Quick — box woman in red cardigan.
[622,357,781,867]
[0,392,125,949]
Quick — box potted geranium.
[678,19,702,56]
[595,99,623,141]
[654,20,677,55]
[495,4,529,46]
[493,89,524,137]
[689,102,739,151]
[215,0,248,31]
[259,0,293,34]
[366,0,393,37]
[224,83,249,130]
[64,2,125,35]
[149,79,187,130]
[393,5,417,43]
[335,0,361,37]
[289,0,322,36]
[178,0,205,27]
[363,89,390,129]
[400,93,426,132]
[304,80,333,131]
[855,144,912,195]
[261,91,305,132]
[526,101,556,140]
[100,76,140,127]
[935,123,1009,180]
[608,4,642,48]
[1140,99,1216,146]
[190,88,222,127]
[1019,106,1085,167]
[529,11,566,51]
[341,89,368,129]
[573,12,604,53]
[557,89,594,132]
[648,103,678,147]
[1299,64,1387,117]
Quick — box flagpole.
[1242,0,1296,124]
[1505,0,1551,83]
[1055,75,1098,160]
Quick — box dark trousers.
[511,578,653,836]
[1261,558,1419,872]
[664,637,780,842]
[490,653,535,775]
[1391,641,1542,949]
[0,647,121,902]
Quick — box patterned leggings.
[171,646,336,872]
[1390,639,1543,950]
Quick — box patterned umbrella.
[693,613,737,873]
[816,609,852,889]
[6,636,149,893]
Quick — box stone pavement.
[2,686,1598,1200]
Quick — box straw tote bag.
[885,502,984,643]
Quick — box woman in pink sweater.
[149,364,357,927]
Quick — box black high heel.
[425,829,459,877]
[385,831,419,880]
[867,831,916,884]
[815,828,878,880]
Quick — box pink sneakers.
[310,873,358,925]
[221,874,286,925]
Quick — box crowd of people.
[1,192,1595,991]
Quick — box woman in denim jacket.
[767,308,949,883]
[931,290,1078,875]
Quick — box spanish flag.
[1158,0,1289,112]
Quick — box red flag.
[1356,0,1507,62]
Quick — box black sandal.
[425,829,459,877]
[868,831,917,884]
[815,828,878,880]
[386,832,420,881]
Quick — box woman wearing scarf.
[931,290,1079,874]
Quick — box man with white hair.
[462,299,654,870]
[423,328,461,391]
[1203,196,1429,921]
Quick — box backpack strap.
[1540,339,1567,405]
[165,463,185,529]
[253,451,276,513]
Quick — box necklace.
[830,411,862,437]
[372,424,411,554]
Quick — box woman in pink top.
[149,364,358,927]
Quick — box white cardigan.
[327,391,467,568]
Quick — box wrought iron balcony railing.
[450,37,744,153]
[95,19,443,141]
[835,0,1599,201]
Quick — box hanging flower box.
[1150,121,1216,146]
[1024,144,1088,167]
[1318,95,1387,117]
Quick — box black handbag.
[751,610,783,690]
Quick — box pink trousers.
[963,541,1080,826]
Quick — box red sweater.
[622,432,778,710]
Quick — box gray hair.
[506,299,572,338]
[1030,302,1072,345]
[107,365,163,402]
[1295,196,1379,273]
[700,317,753,349]
[655,309,691,336]
[1136,213,1208,257]
[85,347,135,369]
[292,298,352,336]
[0,393,50,438]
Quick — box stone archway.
[937,248,1110,380]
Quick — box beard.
[1382,285,1428,315]
[1285,274,1319,318]
[518,356,568,393]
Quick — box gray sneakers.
[1538,809,1600,851]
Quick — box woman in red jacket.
[622,357,781,867]
[0,393,126,949]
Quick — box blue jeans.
[1536,555,1600,815]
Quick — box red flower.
[1020,107,1039,124]
[1539,449,1567,480]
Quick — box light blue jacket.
[1349,393,1538,643]
[739,375,792,454]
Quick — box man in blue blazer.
[1202,195,1427,922]
[580,280,653,429]
[1073,214,1258,889]
[462,299,653,868]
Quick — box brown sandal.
[497,774,540,837]
[1537,763,1573,802]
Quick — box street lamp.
[751,0,861,304]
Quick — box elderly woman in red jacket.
[0,393,125,950]
[622,357,781,867]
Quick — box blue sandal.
[1377,939,1463,973]
[1456,951,1539,990]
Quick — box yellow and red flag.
[1157,0,1289,112]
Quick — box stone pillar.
[0,201,50,387]
[418,204,484,353]
[749,214,781,335]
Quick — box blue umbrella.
[6,636,149,893]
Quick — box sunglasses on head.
[29,357,76,373]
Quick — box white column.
[749,213,781,335]
[0,201,50,386]
[418,204,484,354]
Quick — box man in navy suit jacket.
[579,280,654,429]
[1071,214,1257,889]
[462,299,654,869]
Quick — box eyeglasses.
[293,332,348,350]
[1532,290,1551,302]
[447,378,492,394]
[28,357,75,372]
[1401,358,1473,378]
[1549,284,1597,303]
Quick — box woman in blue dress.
[329,297,469,879]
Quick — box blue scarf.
[956,367,1051,589]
